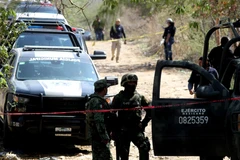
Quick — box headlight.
[13,95,29,104]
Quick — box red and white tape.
[3,96,240,116]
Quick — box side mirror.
[195,85,220,98]
[90,51,106,60]
[105,76,118,86]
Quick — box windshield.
[14,32,74,48]
[16,57,98,81]
[16,5,59,14]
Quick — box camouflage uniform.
[86,79,113,160]
[111,74,151,160]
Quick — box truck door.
[225,65,240,159]
[152,60,230,157]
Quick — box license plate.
[55,127,72,132]
[55,134,71,137]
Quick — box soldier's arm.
[111,95,121,109]
[92,101,110,141]
[141,95,151,127]
[188,71,195,93]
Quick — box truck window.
[160,67,196,99]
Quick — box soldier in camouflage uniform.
[86,79,113,160]
[111,74,152,160]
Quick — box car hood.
[13,80,94,97]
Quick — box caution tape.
[92,25,189,46]
[3,96,240,116]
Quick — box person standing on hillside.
[92,15,105,41]
[162,18,176,61]
[110,18,126,63]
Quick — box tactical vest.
[117,91,143,127]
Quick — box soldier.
[111,73,151,160]
[86,79,113,160]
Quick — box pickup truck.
[151,19,240,160]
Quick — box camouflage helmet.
[94,79,110,90]
[121,74,138,86]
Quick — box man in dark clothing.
[92,15,104,41]
[111,73,151,160]
[208,36,234,72]
[110,18,126,63]
[162,18,176,60]
[188,57,219,96]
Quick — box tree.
[0,7,26,88]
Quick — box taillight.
[56,26,63,31]
[40,0,52,5]
[72,27,76,32]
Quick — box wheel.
[3,115,13,148]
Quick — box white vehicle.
[15,2,69,25]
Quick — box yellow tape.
[91,25,189,46]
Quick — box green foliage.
[189,21,199,31]
[0,8,26,88]
[175,6,185,15]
